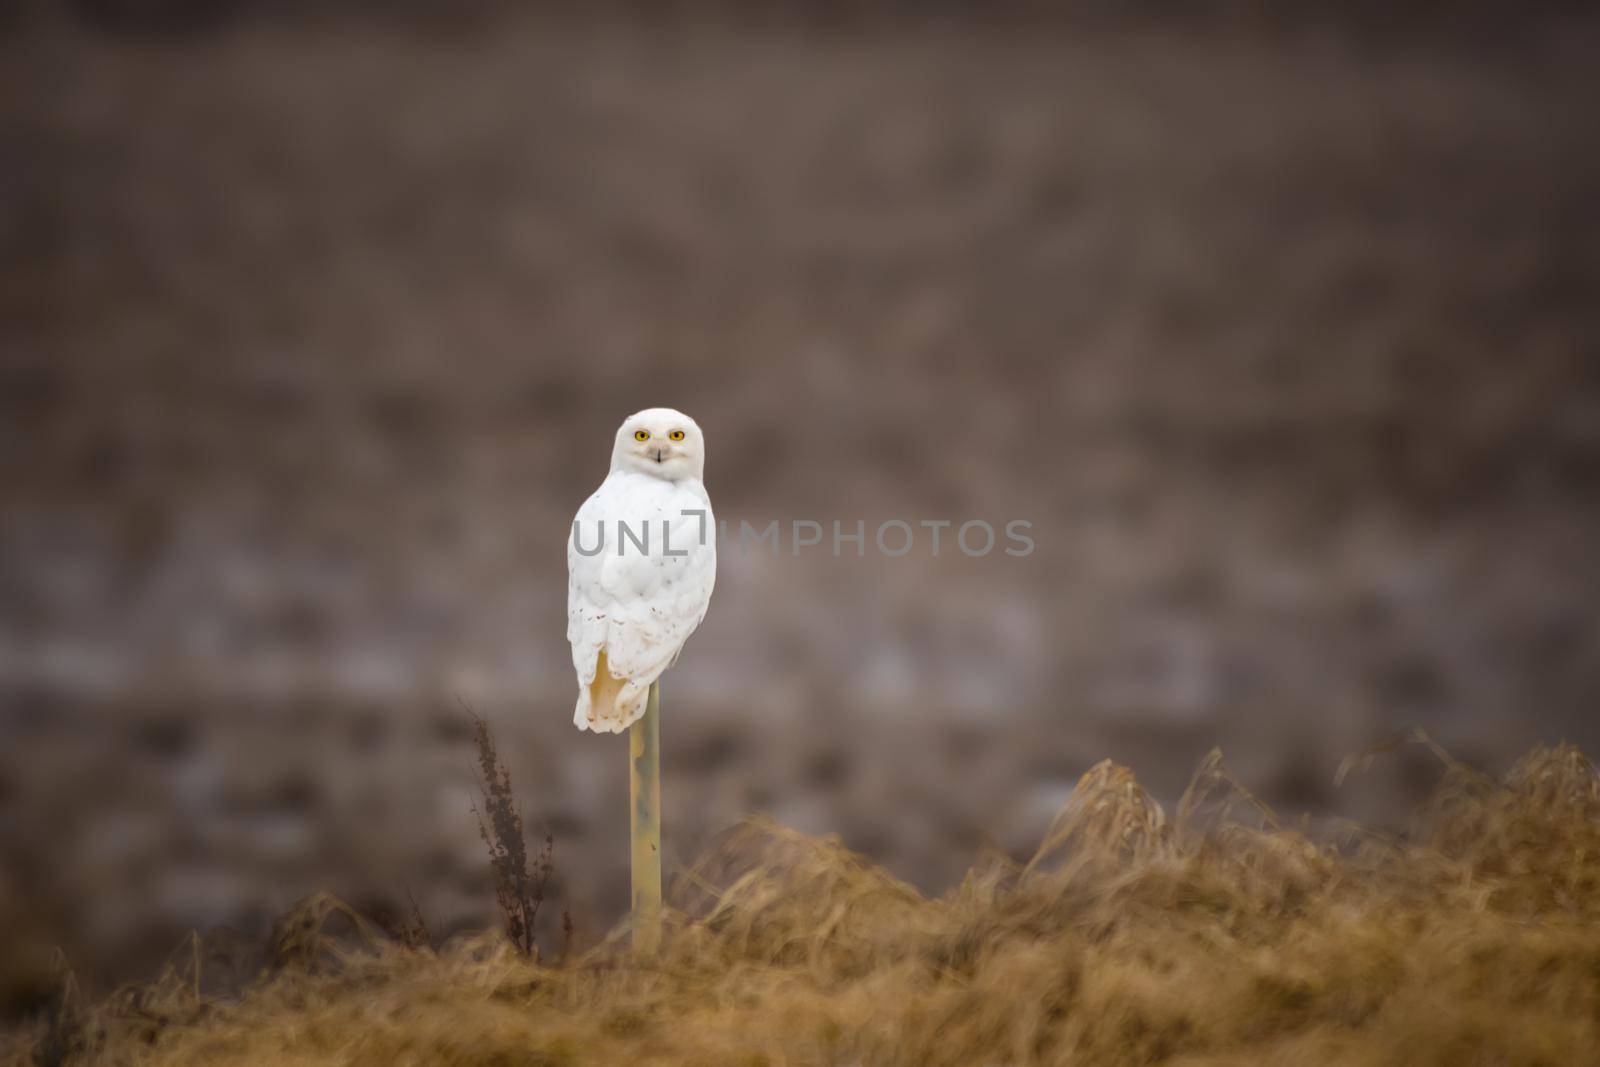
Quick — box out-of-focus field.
[5,742,1598,1066]
[4,2,1600,1014]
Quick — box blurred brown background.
[3,0,1598,1015]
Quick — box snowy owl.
[566,408,717,733]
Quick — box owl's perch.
[629,679,662,957]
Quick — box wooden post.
[629,680,662,957]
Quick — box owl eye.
[669,430,686,441]
[633,430,650,442]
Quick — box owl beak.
[653,448,665,463]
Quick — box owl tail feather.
[573,649,652,734]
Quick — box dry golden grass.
[8,741,1599,1067]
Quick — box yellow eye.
[633,429,650,442]
[669,430,685,441]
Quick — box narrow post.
[629,680,662,957]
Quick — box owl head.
[611,408,706,482]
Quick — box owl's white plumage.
[567,408,716,733]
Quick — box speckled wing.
[567,471,716,733]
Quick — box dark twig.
[465,702,555,959]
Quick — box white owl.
[567,408,717,733]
